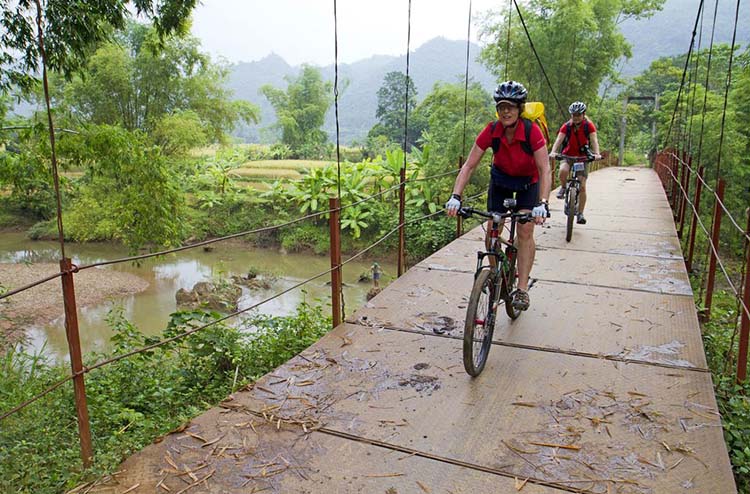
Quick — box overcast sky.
[191,0,500,66]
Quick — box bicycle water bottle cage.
[503,198,517,210]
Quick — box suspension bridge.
[69,164,736,494]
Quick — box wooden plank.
[88,401,565,493]
[349,270,708,369]
[233,324,736,494]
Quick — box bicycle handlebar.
[551,153,598,162]
[458,207,533,223]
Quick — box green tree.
[368,71,422,149]
[479,0,664,125]
[0,0,197,93]
[60,22,259,144]
[260,66,332,158]
[62,125,186,250]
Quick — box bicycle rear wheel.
[463,268,496,376]
[565,185,578,242]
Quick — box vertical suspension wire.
[332,0,344,318]
[333,0,342,201]
[511,0,566,119]
[714,0,741,184]
[504,0,511,80]
[402,0,412,157]
[696,0,720,172]
[665,0,704,147]
[34,0,66,260]
[696,0,721,301]
[686,5,705,156]
[461,0,473,158]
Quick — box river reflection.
[0,233,392,363]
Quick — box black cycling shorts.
[487,178,539,213]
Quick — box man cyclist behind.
[445,81,551,311]
[549,101,602,225]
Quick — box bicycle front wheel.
[463,268,497,377]
[565,185,578,242]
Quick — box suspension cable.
[686,5,704,156]
[695,0,720,170]
[505,0,511,80]
[333,0,342,201]
[714,0,742,184]
[511,0,565,120]
[461,0,472,158]
[665,0,704,144]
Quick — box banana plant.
[406,179,440,214]
[340,205,371,239]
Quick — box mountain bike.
[552,148,596,242]
[458,201,533,377]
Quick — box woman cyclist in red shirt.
[445,81,551,311]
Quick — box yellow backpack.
[521,101,550,147]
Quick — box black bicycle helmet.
[493,80,528,105]
[569,101,587,114]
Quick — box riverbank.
[0,263,149,352]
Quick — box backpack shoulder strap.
[490,121,500,154]
[520,118,533,156]
[583,119,591,137]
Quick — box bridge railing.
[0,162,468,467]
[654,149,750,384]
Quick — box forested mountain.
[226,37,495,145]
[227,0,748,145]
[619,0,749,76]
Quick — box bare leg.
[515,220,535,291]
[578,176,587,213]
[557,161,570,196]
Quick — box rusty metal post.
[398,166,406,277]
[737,209,750,382]
[60,258,93,467]
[456,156,463,239]
[703,179,726,319]
[677,153,690,238]
[685,166,705,272]
[329,198,342,328]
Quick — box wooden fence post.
[677,153,690,238]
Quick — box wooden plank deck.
[91,166,736,493]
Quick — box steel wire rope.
[726,217,750,376]
[511,0,565,120]
[695,0,721,172]
[713,0,742,184]
[665,152,750,243]
[0,201,463,422]
[662,163,750,322]
[461,0,472,158]
[34,0,67,261]
[505,0,511,80]
[333,0,346,320]
[74,208,337,271]
[0,271,67,301]
[2,166,465,301]
[686,6,705,156]
[0,262,340,422]
[665,0,704,144]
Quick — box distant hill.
[228,0,749,145]
[619,0,749,76]
[226,37,496,145]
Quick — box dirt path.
[0,263,149,351]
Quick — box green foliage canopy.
[260,66,333,159]
[0,0,197,93]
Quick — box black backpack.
[489,118,535,157]
[561,119,591,152]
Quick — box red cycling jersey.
[476,120,546,183]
